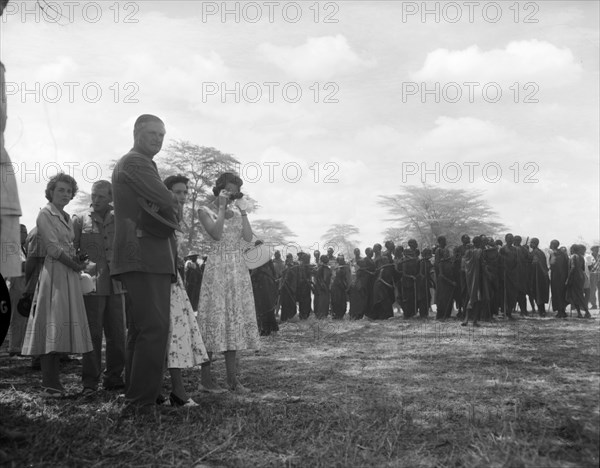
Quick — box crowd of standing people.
[267,235,599,328]
[2,114,262,417]
[2,110,598,418]
[1,0,598,411]
[2,118,599,420]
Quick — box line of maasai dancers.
[236,235,598,330]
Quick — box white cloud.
[412,40,583,87]
[354,125,407,148]
[419,116,516,152]
[3,3,598,250]
[385,116,522,170]
[258,35,375,81]
[34,56,79,81]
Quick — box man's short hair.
[133,114,164,135]
[92,180,112,196]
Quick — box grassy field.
[1,312,599,468]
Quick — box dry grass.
[1,312,599,467]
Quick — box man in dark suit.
[111,114,179,415]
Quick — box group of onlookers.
[3,156,598,410]
[0,0,260,415]
[3,115,262,417]
[264,235,599,327]
[3,207,598,408]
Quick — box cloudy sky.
[2,0,599,252]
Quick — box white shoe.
[169,393,200,407]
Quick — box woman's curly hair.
[45,173,78,202]
[212,172,244,199]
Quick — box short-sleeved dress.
[197,205,260,353]
[21,203,93,355]
[167,230,209,368]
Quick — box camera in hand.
[78,253,89,262]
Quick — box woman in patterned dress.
[21,174,93,397]
[163,175,209,406]
[197,173,260,393]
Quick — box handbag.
[17,293,33,318]
[80,273,96,294]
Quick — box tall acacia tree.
[379,184,507,247]
[251,219,297,247]
[381,227,404,247]
[321,224,361,259]
[155,140,242,253]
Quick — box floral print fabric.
[196,205,260,353]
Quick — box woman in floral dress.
[164,175,209,406]
[197,173,260,393]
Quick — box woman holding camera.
[197,173,260,393]
[21,173,93,397]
